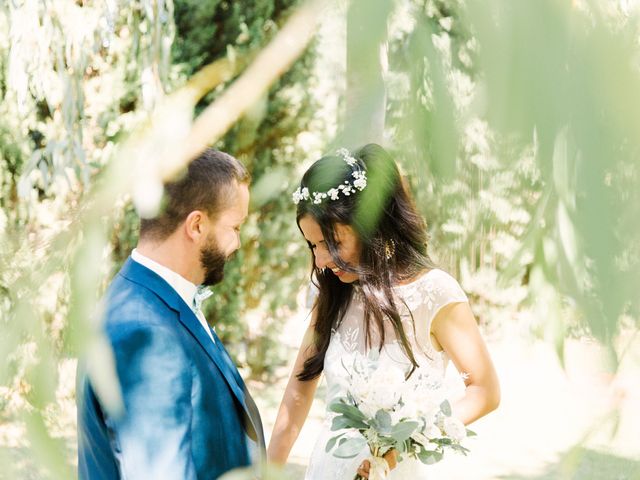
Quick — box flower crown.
[292,148,368,205]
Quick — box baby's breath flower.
[291,148,367,205]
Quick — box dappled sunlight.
[1,0,639,478]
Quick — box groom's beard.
[200,236,228,286]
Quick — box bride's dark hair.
[296,143,436,381]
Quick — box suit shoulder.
[103,274,178,331]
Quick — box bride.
[267,144,500,479]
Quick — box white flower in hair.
[292,186,310,205]
[291,148,367,205]
[336,147,357,166]
[352,171,367,191]
[328,188,340,200]
[313,191,328,204]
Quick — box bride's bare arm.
[431,302,501,425]
[267,310,321,465]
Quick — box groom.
[77,149,265,479]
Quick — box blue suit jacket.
[77,258,264,479]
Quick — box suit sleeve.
[105,323,196,479]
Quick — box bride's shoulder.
[394,267,448,288]
[394,268,467,307]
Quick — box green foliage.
[385,1,543,332]
[383,0,639,349]
[161,0,323,376]
[173,0,277,72]
[327,393,467,465]
[467,0,640,349]
[2,0,327,471]
[390,420,420,442]
[2,0,639,477]
[0,1,178,476]
[332,436,367,458]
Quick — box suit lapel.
[210,329,265,449]
[175,304,263,446]
[175,304,248,408]
[118,258,251,421]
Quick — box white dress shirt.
[131,248,215,343]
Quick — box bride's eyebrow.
[306,239,326,247]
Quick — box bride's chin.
[338,274,358,283]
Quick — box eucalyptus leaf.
[434,438,453,446]
[417,449,443,465]
[450,443,471,455]
[333,437,368,459]
[397,440,407,454]
[375,409,392,429]
[329,401,368,422]
[390,420,420,443]
[325,433,345,453]
[331,415,353,431]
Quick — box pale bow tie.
[193,286,213,314]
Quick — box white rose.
[417,400,441,419]
[371,384,400,410]
[443,416,466,442]
[424,424,442,440]
[370,364,405,390]
[351,379,372,402]
[350,371,373,400]
[396,397,419,420]
[358,389,395,418]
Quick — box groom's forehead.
[215,184,249,222]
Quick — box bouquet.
[326,359,474,480]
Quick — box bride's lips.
[331,267,345,277]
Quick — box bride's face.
[298,215,362,283]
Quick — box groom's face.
[199,182,250,286]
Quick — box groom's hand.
[356,449,398,478]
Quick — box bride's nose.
[314,248,330,270]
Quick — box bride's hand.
[356,449,398,478]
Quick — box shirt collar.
[131,248,198,311]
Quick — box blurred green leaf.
[333,437,368,459]
[23,412,74,479]
[325,433,345,453]
[391,420,419,443]
[329,400,368,422]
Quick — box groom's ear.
[183,210,207,242]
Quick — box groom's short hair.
[139,148,250,241]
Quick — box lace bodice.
[323,269,468,406]
[305,269,469,480]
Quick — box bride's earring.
[385,239,396,260]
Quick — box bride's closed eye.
[307,240,328,250]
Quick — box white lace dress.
[304,269,468,480]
